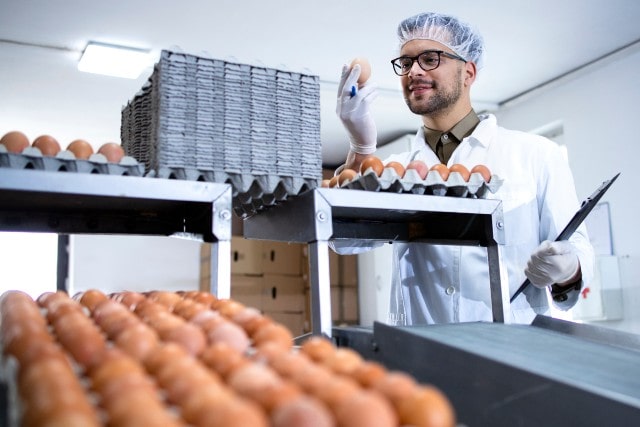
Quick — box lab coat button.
[445,286,455,295]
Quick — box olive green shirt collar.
[424,109,481,163]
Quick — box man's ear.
[464,61,477,86]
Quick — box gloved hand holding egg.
[524,240,581,289]
[336,57,378,155]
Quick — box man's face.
[399,39,466,116]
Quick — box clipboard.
[509,172,620,303]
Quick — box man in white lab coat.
[334,12,594,324]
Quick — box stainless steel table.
[0,168,233,297]
[244,187,508,337]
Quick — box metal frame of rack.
[0,168,233,298]
[244,187,509,338]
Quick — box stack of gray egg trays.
[121,50,323,217]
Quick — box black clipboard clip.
[509,172,620,303]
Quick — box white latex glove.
[525,240,580,288]
[336,64,378,155]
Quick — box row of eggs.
[323,155,492,188]
[0,131,125,164]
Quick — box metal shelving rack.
[244,187,509,338]
[0,168,233,298]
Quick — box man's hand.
[336,64,378,155]
[525,240,581,288]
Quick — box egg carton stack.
[0,145,145,176]
[121,50,323,217]
[341,167,504,198]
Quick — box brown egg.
[359,155,384,177]
[32,135,61,156]
[449,163,470,182]
[97,142,125,163]
[300,336,336,363]
[164,322,207,356]
[66,139,94,160]
[350,57,372,87]
[213,298,246,318]
[115,323,160,362]
[351,361,388,388]
[256,381,302,412]
[231,306,264,331]
[205,320,251,353]
[385,161,405,177]
[321,179,331,188]
[470,164,492,182]
[334,390,398,427]
[372,371,419,405]
[396,385,457,427]
[0,131,30,153]
[117,291,147,310]
[253,322,294,350]
[147,290,183,309]
[227,363,282,402]
[78,289,108,312]
[271,395,334,427]
[324,347,364,376]
[429,163,450,181]
[143,342,190,374]
[329,175,339,188]
[200,342,249,379]
[338,168,358,186]
[313,376,361,411]
[405,160,429,179]
[188,394,270,427]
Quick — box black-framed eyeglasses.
[390,50,467,76]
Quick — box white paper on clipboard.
[584,201,613,256]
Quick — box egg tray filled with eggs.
[0,131,145,176]
[0,289,457,427]
[324,155,503,199]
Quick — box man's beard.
[404,78,462,116]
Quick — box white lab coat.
[333,114,594,325]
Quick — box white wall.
[69,234,202,295]
[492,44,640,334]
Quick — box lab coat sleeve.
[535,140,595,310]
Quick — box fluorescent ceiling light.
[78,42,153,79]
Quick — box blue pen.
[350,85,356,97]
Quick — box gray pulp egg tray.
[0,146,145,176]
[149,166,318,217]
[339,166,503,198]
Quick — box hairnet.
[397,12,484,68]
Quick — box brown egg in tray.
[325,156,503,199]
[0,289,457,426]
[0,131,144,176]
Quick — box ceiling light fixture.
[77,42,154,79]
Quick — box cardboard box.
[262,241,303,276]
[341,286,359,321]
[340,254,358,287]
[264,311,308,337]
[231,236,263,275]
[230,274,264,311]
[262,274,306,312]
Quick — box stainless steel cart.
[0,168,233,297]
[244,187,509,337]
